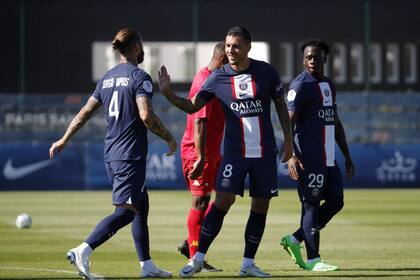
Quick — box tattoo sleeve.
[62,96,101,142]
[273,96,292,140]
[136,96,174,141]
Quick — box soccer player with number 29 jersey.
[159,26,293,278]
[49,27,176,279]
[281,39,355,272]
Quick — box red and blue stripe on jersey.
[287,70,337,167]
[198,59,283,159]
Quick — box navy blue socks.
[85,207,135,249]
[244,211,267,259]
[197,205,227,254]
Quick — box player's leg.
[238,157,276,278]
[296,165,338,271]
[300,166,344,272]
[181,159,211,259]
[281,165,325,270]
[122,160,171,278]
[179,158,246,278]
[67,161,135,280]
[318,166,344,228]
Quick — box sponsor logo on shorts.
[220,178,230,188]
[311,188,320,197]
[270,188,278,194]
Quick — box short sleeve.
[91,79,103,103]
[197,71,217,101]
[286,82,303,114]
[134,74,153,98]
[193,98,213,119]
[270,66,285,100]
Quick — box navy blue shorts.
[105,160,147,210]
[297,164,343,202]
[215,156,278,198]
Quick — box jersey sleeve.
[134,73,154,99]
[286,81,303,113]
[91,79,103,103]
[269,65,285,100]
[197,72,217,102]
[189,70,212,119]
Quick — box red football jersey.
[181,67,225,162]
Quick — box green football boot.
[280,235,306,269]
[304,260,338,271]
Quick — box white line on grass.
[0,266,105,279]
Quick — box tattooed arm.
[136,96,177,156]
[158,65,208,113]
[49,96,101,159]
[273,95,293,162]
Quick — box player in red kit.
[177,41,227,272]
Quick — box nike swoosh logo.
[270,188,278,194]
[3,158,55,180]
[181,268,194,275]
[239,92,247,97]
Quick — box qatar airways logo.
[230,99,263,115]
[318,108,335,122]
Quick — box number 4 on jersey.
[109,91,120,120]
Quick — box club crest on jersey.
[232,74,255,99]
[239,82,248,91]
[287,89,296,101]
[142,80,153,93]
[318,82,333,106]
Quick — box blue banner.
[0,143,419,190]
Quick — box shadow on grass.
[2,268,419,279]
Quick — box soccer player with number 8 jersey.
[159,26,293,278]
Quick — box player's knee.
[303,200,319,212]
[214,192,235,211]
[191,195,210,211]
[251,198,271,213]
[114,206,135,222]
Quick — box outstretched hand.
[49,139,66,159]
[158,65,171,94]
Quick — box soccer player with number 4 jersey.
[159,26,293,278]
[49,27,176,279]
[281,39,355,272]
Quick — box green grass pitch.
[0,189,419,279]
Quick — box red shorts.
[182,158,221,196]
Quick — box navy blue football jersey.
[198,59,284,159]
[287,70,337,166]
[92,63,153,162]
